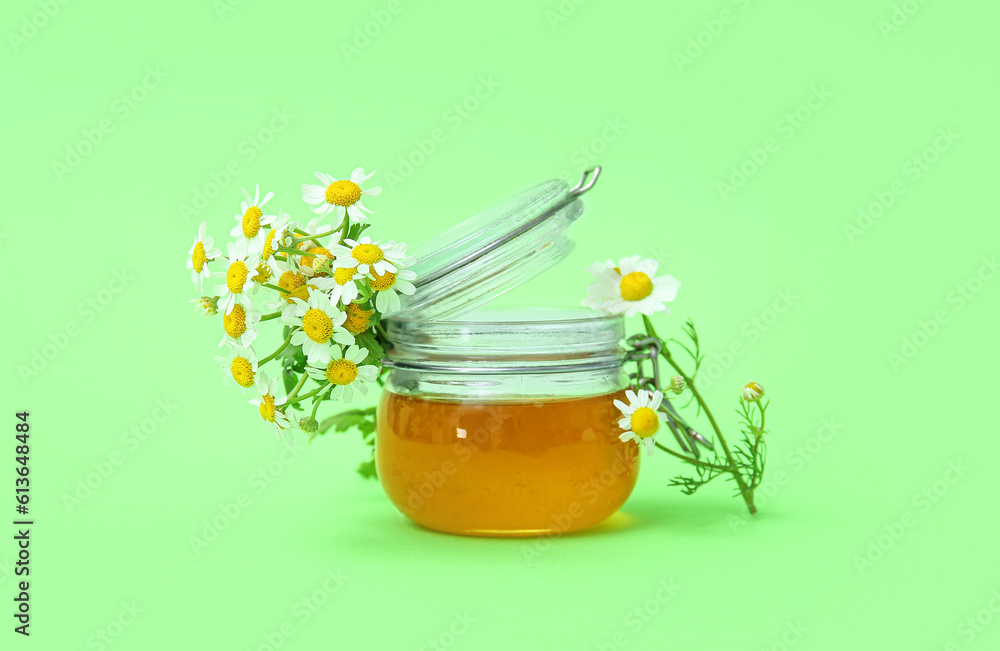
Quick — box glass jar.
[377,307,639,537]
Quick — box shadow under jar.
[376,307,639,537]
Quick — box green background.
[3,0,998,648]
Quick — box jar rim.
[384,306,622,328]
[383,307,625,374]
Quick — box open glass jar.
[376,168,639,537]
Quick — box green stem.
[285,373,309,401]
[262,283,284,293]
[643,315,757,515]
[337,213,350,245]
[653,441,734,471]
[258,332,292,365]
[287,383,327,405]
[277,247,315,258]
[259,311,282,322]
[309,390,326,419]
[292,229,338,245]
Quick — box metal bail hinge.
[625,334,715,459]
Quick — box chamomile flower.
[287,292,354,365]
[215,343,259,391]
[742,381,765,402]
[330,236,406,277]
[614,389,666,456]
[230,185,277,247]
[327,265,362,306]
[370,261,416,315]
[299,244,333,278]
[190,296,218,317]
[264,259,337,312]
[301,167,382,222]
[343,302,374,334]
[583,256,681,318]
[214,239,262,316]
[186,221,222,293]
[219,303,261,348]
[305,345,378,404]
[260,210,293,268]
[248,372,293,437]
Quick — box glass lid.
[391,167,602,321]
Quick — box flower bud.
[742,381,765,402]
[299,417,319,433]
[190,296,218,317]
[312,255,332,277]
[668,375,686,394]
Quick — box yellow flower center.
[370,270,396,291]
[301,247,331,274]
[226,260,248,294]
[259,393,276,422]
[629,407,660,438]
[325,358,358,385]
[334,266,355,285]
[302,309,333,343]
[325,180,362,206]
[252,263,271,285]
[230,356,255,388]
[242,206,263,238]
[262,229,278,259]
[223,304,247,339]
[351,243,383,265]
[619,271,653,302]
[192,241,207,273]
[277,271,309,303]
[343,303,373,334]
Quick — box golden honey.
[376,390,639,537]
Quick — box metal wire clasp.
[625,335,662,393]
[625,334,714,459]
